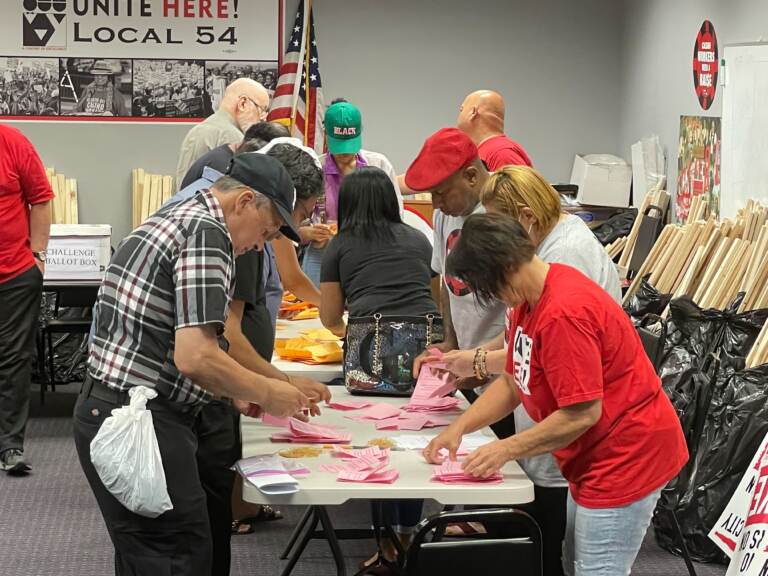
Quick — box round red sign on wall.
[693,20,719,110]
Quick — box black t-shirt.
[232,249,275,360]
[180,144,235,189]
[320,223,438,318]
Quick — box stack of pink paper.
[403,396,460,413]
[402,361,460,413]
[320,446,398,483]
[326,399,373,411]
[413,361,456,400]
[270,418,351,444]
[431,459,503,484]
[374,413,452,431]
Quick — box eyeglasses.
[242,95,268,117]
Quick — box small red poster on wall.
[693,20,719,110]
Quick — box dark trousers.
[73,382,240,576]
[0,265,43,454]
[527,485,568,576]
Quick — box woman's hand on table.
[439,349,476,379]
[412,341,456,378]
[462,439,515,479]
[423,425,464,464]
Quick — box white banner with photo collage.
[0,0,281,120]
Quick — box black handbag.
[344,313,443,396]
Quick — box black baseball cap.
[226,153,301,243]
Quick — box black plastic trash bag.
[624,276,672,322]
[592,209,637,245]
[653,364,768,564]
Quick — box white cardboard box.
[45,224,111,281]
[570,154,632,207]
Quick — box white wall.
[6,0,625,243]
[618,0,768,205]
[307,0,624,181]
[5,121,190,243]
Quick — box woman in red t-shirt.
[424,213,688,576]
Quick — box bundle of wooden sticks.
[45,167,78,225]
[621,199,767,312]
[618,198,767,368]
[131,169,174,229]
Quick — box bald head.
[219,78,270,132]
[457,90,506,144]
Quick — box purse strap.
[371,313,436,377]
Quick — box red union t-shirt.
[505,264,688,508]
[0,124,54,283]
[478,134,533,171]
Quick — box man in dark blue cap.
[74,153,311,576]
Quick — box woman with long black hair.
[320,166,436,567]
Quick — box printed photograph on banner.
[204,60,278,115]
[59,58,131,117]
[676,115,721,223]
[132,59,205,118]
[0,57,59,116]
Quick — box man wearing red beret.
[406,128,507,403]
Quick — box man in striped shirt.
[74,154,310,576]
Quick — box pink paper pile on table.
[319,446,399,483]
[431,459,503,484]
[270,418,352,444]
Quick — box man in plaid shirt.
[73,154,311,576]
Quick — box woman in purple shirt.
[302,99,403,285]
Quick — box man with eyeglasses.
[175,78,270,188]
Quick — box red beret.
[405,128,479,191]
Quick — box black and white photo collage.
[0,56,277,118]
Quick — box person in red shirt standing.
[424,213,688,576]
[0,124,53,475]
[457,90,533,171]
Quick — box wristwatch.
[33,250,47,263]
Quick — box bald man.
[457,90,532,171]
[176,78,270,187]
[398,90,533,196]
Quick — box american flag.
[268,0,325,153]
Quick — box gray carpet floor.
[0,390,728,576]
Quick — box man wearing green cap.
[301,99,403,286]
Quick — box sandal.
[231,505,283,535]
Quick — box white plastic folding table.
[241,385,534,576]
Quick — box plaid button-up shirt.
[88,189,235,406]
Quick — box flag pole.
[303,0,313,146]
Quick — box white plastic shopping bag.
[90,386,173,518]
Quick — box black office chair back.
[637,313,667,373]
[404,509,542,576]
[54,286,99,315]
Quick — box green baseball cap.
[324,102,362,155]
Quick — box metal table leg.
[280,506,320,576]
[281,505,314,559]
[316,505,347,576]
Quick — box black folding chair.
[402,508,542,576]
[41,285,98,403]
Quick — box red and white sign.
[693,20,719,111]
[709,433,768,576]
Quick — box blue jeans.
[301,243,324,288]
[562,488,661,576]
